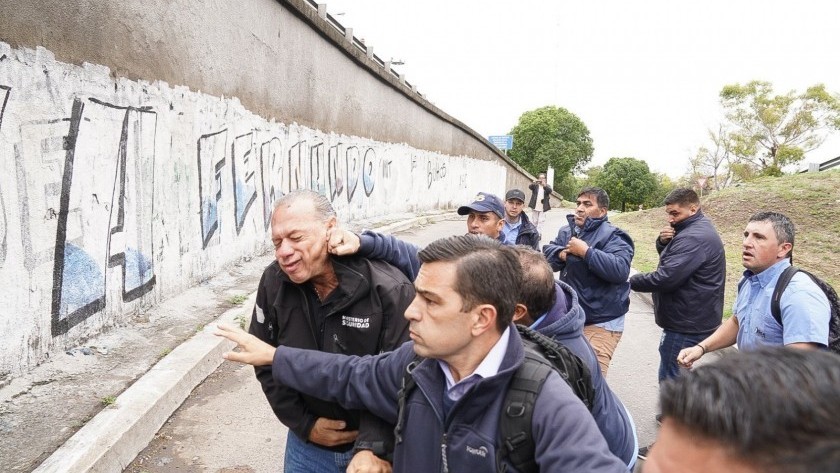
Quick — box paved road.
[125,209,666,472]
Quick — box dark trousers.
[658,329,708,382]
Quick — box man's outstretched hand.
[215,323,276,366]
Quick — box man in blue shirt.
[544,187,634,376]
[501,189,539,249]
[677,211,830,369]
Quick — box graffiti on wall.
[197,129,227,248]
[50,98,158,335]
[0,85,9,267]
[0,47,507,377]
[232,132,257,234]
[259,137,283,230]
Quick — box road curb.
[33,212,453,473]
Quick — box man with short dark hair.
[629,188,725,383]
[645,348,840,473]
[218,235,628,473]
[249,190,414,472]
[457,191,506,241]
[543,187,634,375]
[501,188,539,249]
[511,247,638,469]
[677,211,830,368]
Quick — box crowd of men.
[215,185,838,473]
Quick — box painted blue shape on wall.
[123,247,154,293]
[234,176,256,233]
[201,195,219,246]
[59,243,105,318]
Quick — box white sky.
[323,0,840,177]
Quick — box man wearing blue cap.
[456,191,506,242]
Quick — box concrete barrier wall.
[0,43,507,376]
[0,0,538,376]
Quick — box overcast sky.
[323,0,840,177]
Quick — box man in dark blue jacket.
[512,246,638,469]
[629,188,725,384]
[501,188,540,249]
[543,187,634,375]
[218,235,628,473]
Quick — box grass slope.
[611,170,840,317]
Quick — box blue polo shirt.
[501,219,522,245]
[734,259,830,350]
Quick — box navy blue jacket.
[512,211,540,249]
[272,328,628,473]
[533,281,636,465]
[629,210,725,334]
[543,215,634,324]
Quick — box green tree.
[720,81,840,176]
[508,106,594,184]
[594,158,658,212]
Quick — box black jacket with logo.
[249,255,414,453]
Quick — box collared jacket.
[533,280,636,465]
[543,215,634,324]
[528,182,552,212]
[629,210,725,334]
[513,211,540,249]
[271,327,628,473]
[249,256,414,452]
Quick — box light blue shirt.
[501,219,522,245]
[595,315,625,332]
[734,259,830,350]
[438,327,510,402]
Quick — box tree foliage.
[508,106,594,183]
[594,158,658,212]
[689,125,735,190]
[720,81,840,175]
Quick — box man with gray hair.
[249,190,415,472]
[677,211,830,368]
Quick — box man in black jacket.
[501,188,540,249]
[629,188,725,383]
[249,189,414,472]
[528,173,552,233]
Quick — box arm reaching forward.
[216,323,276,366]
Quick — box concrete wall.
[0,0,539,376]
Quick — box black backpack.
[770,266,840,354]
[393,325,595,473]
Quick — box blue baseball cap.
[457,192,505,219]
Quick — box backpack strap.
[771,265,800,325]
[495,351,552,473]
[394,356,422,446]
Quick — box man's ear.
[512,303,529,324]
[472,304,498,337]
[777,242,793,259]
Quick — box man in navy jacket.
[218,235,627,473]
[512,246,638,469]
[629,188,725,383]
[543,187,634,375]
